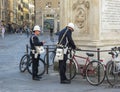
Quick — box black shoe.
[36,76,42,79]
[33,77,40,81]
[61,80,71,84]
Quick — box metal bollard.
[69,49,72,83]
[46,45,49,74]
[26,44,28,54]
[26,44,29,62]
[97,48,100,83]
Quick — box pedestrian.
[19,26,23,34]
[50,27,53,37]
[30,25,45,81]
[58,23,76,84]
[26,26,30,37]
[1,25,5,39]
[49,27,54,41]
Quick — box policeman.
[30,25,44,81]
[58,23,76,84]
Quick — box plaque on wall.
[101,0,120,32]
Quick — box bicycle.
[19,44,30,72]
[106,47,120,86]
[19,44,46,76]
[65,48,106,86]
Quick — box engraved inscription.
[101,0,120,31]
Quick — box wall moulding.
[72,0,90,34]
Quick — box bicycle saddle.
[86,53,94,57]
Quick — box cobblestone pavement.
[0,33,120,92]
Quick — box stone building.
[0,0,60,31]
[60,0,120,64]
[35,0,60,32]
[0,0,34,27]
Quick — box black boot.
[61,80,70,84]
[33,77,40,81]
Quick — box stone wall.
[60,0,120,64]
[60,0,120,47]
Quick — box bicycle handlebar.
[75,48,82,51]
[108,47,120,57]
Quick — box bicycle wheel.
[19,54,30,72]
[44,51,55,66]
[27,58,46,76]
[106,61,117,86]
[86,60,105,86]
[65,59,77,80]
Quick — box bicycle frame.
[113,62,120,74]
[110,52,120,74]
[106,47,120,86]
[71,51,93,75]
[66,49,106,85]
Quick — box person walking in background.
[1,25,5,39]
[26,26,30,37]
[30,25,45,81]
[19,26,23,34]
[49,27,54,41]
[58,23,76,84]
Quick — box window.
[46,2,52,8]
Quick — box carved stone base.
[60,0,120,56]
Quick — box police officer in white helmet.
[58,23,76,84]
[30,25,45,81]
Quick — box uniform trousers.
[59,54,67,81]
[31,53,40,78]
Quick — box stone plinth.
[60,0,120,64]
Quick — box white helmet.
[33,25,41,31]
[67,23,75,30]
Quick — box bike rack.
[26,44,113,82]
[44,45,112,79]
[44,45,56,74]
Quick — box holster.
[31,49,38,59]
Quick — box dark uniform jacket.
[58,27,76,49]
[30,34,43,50]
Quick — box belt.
[31,49,35,54]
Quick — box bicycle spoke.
[27,58,46,76]
[106,61,117,86]
[19,54,29,72]
[44,51,55,66]
[65,59,76,80]
[86,61,105,86]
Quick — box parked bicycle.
[106,47,120,86]
[19,44,46,76]
[65,48,106,86]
